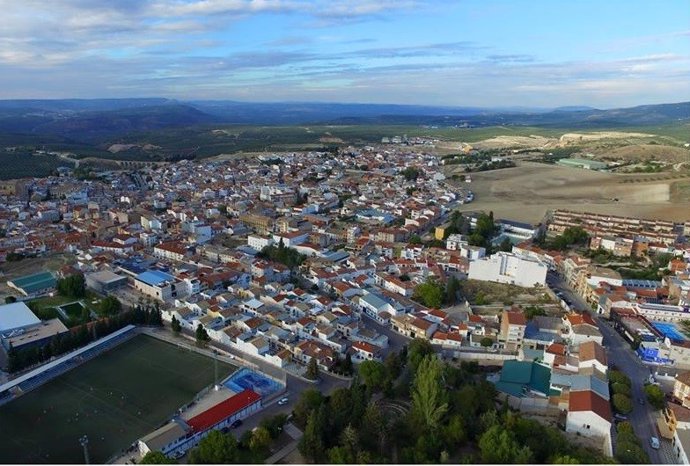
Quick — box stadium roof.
[136,270,174,287]
[186,389,261,433]
[0,302,41,333]
[8,272,56,294]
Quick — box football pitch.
[0,335,236,464]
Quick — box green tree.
[293,389,324,428]
[615,441,650,464]
[140,451,177,464]
[306,357,319,380]
[412,355,448,431]
[195,324,210,345]
[4,296,16,304]
[171,315,182,334]
[499,237,512,252]
[188,430,239,464]
[259,413,288,439]
[412,278,444,308]
[358,360,387,391]
[401,167,420,181]
[523,305,546,320]
[480,337,493,347]
[342,353,353,375]
[611,382,631,396]
[409,234,422,244]
[478,425,533,464]
[327,388,353,435]
[56,273,86,298]
[249,426,272,456]
[552,455,580,464]
[442,414,466,446]
[98,295,122,316]
[299,408,326,463]
[445,276,460,305]
[612,393,633,414]
[609,370,632,386]
[328,446,355,464]
[644,383,665,410]
[408,338,434,373]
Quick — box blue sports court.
[652,321,688,342]
[223,368,283,397]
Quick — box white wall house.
[248,235,274,251]
[468,252,547,288]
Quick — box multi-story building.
[499,310,527,351]
[468,252,547,288]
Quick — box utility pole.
[79,435,89,465]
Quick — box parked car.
[230,419,243,429]
[650,436,660,449]
[278,397,289,406]
[614,413,628,421]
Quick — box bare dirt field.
[593,144,690,162]
[449,162,690,224]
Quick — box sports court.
[0,335,236,464]
[652,321,688,342]
[223,367,283,398]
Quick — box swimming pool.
[652,321,688,342]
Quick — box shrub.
[612,394,633,414]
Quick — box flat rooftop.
[0,301,41,333]
[136,270,175,287]
[3,318,68,348]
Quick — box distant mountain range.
[0,98,687,143]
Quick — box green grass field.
[0,335,236,464]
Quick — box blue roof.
[136,270,174,287]
[622,279,661,289]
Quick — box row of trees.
[545,226,589,251]
[610,369,633,414]
[257,241,307,270]
[412,276,461,309]
[293,338,610,464]
[615,421,651,464]
[5,302,161,373]
[467,212,499,250]
[56,273,86,298]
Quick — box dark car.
[230,419,243,429]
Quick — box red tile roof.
[187,389,261,433]
[546,343,567,355]
[505,311,527,326]
[568,390,612,422]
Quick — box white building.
[565,390,613,457]
[248,235,274,251]
[446,234,465,251]
[468,252,547,288]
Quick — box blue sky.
[0,0,688,107]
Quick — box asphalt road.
[547,271,676,464]
[360,312,411,355]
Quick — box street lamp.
[79,435,90,464]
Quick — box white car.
[278,397,289,405]
[650,437,660,450]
